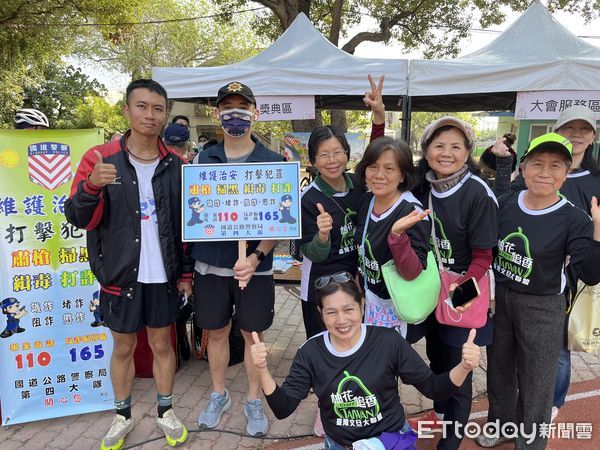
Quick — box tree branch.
[341,31,385,54]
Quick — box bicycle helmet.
[15,108,49,129]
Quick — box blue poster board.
[182,162,301,241]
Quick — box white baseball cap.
[554,105,597,133]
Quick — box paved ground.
[1,281,599,449]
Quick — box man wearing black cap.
[192,81,283,437]
[164,122,190,158]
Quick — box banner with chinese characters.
[256,96,315,121]
[182,162,301,241]
[0,129,114,425]
[515,90,600,120]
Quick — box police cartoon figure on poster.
[89,290,104,327]
[278,194,297,224]
[187,196,205,226]
[1,297,27,338]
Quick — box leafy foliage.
[14,62,128,137]
[21,65,106,128]
[214,1,600,59]
[0,0,142,125]
[72,96,129,139]
[75,0,268,79]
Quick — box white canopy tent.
[153,13,408,110]
[408,0,600,111]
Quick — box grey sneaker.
[475,434,512,448]
[101,414,134,450]
[157,409,188,447]
[244,399,269,437]
[198,389,231,428]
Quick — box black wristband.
[252,249,265,262]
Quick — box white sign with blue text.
[182,162,301,241]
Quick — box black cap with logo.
[216,81,256,106]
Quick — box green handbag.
[381,251,440,324]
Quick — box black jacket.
[64,131,193,298]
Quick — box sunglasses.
[314,271,354,290]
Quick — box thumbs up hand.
[316,202,333,242]
[461,329,480,371]
[251,331,268,370]
[88,150,117,187]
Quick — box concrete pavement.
[1,283,599,449]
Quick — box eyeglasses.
[314,271,354,290]
[316,150,347,161]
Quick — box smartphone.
[448,277,480,309]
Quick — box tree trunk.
[329,0,344,46]
[291,109,323,131]
[291,117,319,132]
[330,110,347,132]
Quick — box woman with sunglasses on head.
[353,136,430,336]
[300,126,365,341]
[251,275,481,450]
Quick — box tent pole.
[400,96,412,143]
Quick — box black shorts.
[100,283,181,333]
[193,272,275,332]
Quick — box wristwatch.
[252,249,265,262]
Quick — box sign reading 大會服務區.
[515,90,600,120]
[182,162,301,241]
[0,129,114,426]
[255,96,315,122]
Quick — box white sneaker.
[550,406,559,423]
[101,414,134,450]
[157,409,188,447]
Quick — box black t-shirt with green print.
[418,173,499,274]
[560,170,600,214]
[355,191,430,300]
[272,325,457,446]
[300,173,365,303]
[494,191,595,295]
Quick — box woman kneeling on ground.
[251,275,481,449]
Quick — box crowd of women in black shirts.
[250,77,600,450]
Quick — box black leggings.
[426,324,473,450]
